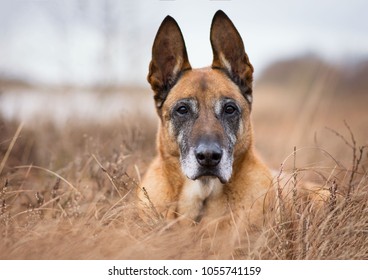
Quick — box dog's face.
[162,69,252,183]
[148,10,254,184]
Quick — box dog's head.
[148,10,254,184]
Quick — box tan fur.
[138,11,275,232]
[139,70,274,227]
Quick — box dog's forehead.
[165,68,245,107]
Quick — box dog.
[138,10,274,230]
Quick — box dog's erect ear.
[148,16,191,110]
[210,10,254,104]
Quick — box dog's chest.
[178,178,225,222]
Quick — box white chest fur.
[177,177,223,223]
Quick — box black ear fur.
[210,10,254,104]
[147,16,191,110]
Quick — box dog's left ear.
[210,10,254,104]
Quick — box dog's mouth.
[189,168,229,184]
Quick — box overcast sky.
[0,0,367,86]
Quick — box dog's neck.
[177,177,224,223]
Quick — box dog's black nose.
[195,144,222,167]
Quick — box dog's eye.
[224,104,237,115]
[176,105,189,115]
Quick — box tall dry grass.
[0,58,367,259]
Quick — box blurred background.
[0,0,367,168]
[1,0,368,85]
[1,1,367,260]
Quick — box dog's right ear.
[148,16,191,110]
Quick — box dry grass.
[0,59,367,260]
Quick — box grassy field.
[0,57,367,259]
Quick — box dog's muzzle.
[180,135,233,184]
[191,139,230,184]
